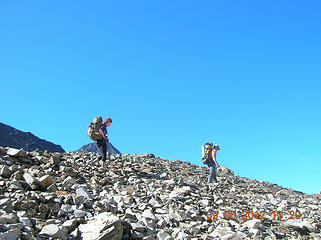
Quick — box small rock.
[62,177,76,188]
[62,219,79,233]
[39,175,53,188]
[131,222,146,233]
[0,231,19,240]
[0,166,13,178]
[176,231,191,240]
[0,215,19,224]
[74,209,87,218]
[48,184,58,192]
[50,156,60,166]
[126,186,134,195]
[23,173,40,190]
[245,219,261,229]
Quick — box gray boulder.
[78,212,123,240]
[39,224,67,240]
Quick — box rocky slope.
[0,146,320,240]
[75,142,121,155]
[0,122,64,153]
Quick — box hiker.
[96,117,112,166]
[202,142,220,184]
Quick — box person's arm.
[212,150,220,167]
[99,125,109,142]
[99,129,105,139]
[99,125,107,140]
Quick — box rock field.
[0,146,320,240]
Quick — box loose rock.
[0,148,319,239]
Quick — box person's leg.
[101,139,107,162]
[212,164,218,183]
[208,162,214,184]
[96,139,104,161]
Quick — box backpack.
[88,116,103,141]
[202,142,213,164]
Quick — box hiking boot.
[208,182,219,190]
[101,162,107,168]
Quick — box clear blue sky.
[1,1,320,194]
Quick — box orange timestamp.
[206,210,302,221]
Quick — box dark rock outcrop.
[0,122,65,152]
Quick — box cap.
[214,144,220,150]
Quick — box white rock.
[155,208,167,214]
[177,231,191,240]
[221,233,236,240]
[270,198,278,205]
[157,230,173,240]
[244,219,261,229]
[200,199,210,207]
[142,209,155,220]
[210,226,234,238]
[62,219,78,232]
[169,191,184,200]
[7,148,26,158]
[40,224,67,240]
[76,187,92,199]
[283,219,317,232]
[78,212,123,240]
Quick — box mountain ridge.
[0,122,65,153]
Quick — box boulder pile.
[0,146,320,239]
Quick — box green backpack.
[88,116,103,141]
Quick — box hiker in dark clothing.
[96,117,112,167]
[207,144,220,184]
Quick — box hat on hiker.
[214,144,220,150]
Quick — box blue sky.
[1,1,320,194]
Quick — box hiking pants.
[207,160,217,183]
[96,138,107,162]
